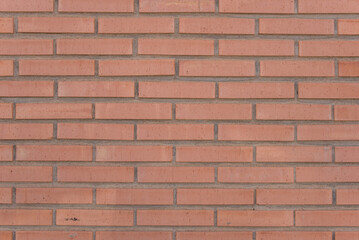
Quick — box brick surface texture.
[0,0,359,239]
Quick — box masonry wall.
[1,0,359,239]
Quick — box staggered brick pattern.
[1,0,359,239]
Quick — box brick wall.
[1,0,359,239]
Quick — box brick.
[57,39,132,55]
[96,189,173,205]
[219,0,294,13]
[300,41,359,57]
[16,188,93,204]
[137,210,214,226]
[0,188,12,204]
[336,147,359,162]
[0,145,12,161]
[0,39,52,55]
[58,81,134,98]
[337,189,359,205]
[256,146,332,163]
[336,232,359,240]
[338,20,359,35]
[179,60,255,77]
[218,167,294,183]
[57,123,134,140]
[16,103,92,119]
[257,189,332,205]
[299,83,359,99]
[0,232,11,240]
[56,209,133,226]
[18,17,94,33]
[296,211,359,227]
[16,231,93,240]
[0,81,53,97]
[139,81,215,99]
[219,40,294,56]
[0,0,53,12]
[0,210,52,225]
[0,18,13,33]
[0,123,53,140]
[99,17,174,34]
[137,167,214,183]
[218,124,294,141]
[335,105,359,120]
[296,167,359,183]
[57,166,134,183]
[176,146,253,163]
[96,145,172,162]
[0,166,52,182]
[16,145,92,162]
[0,103,12,119]
[138,39,214,56]
[339,61,359,77]
[260,60,335,77]
[177,189,254,205]
[176,232,252,240]
[99,60,174,76]
[179,18,254,35]
[298,0,359,13]
[219,82,294,99]
[218,210,293,227]
[140,0,215,12]
[96,232,172,240]
[59,0,133,12]
[0,60,13,76]
[137,124,214,140]
[95,103,172,120]
[297,125,359,141]
[260,19,334,35]
[19,60,95,76]
[256,104,332,120]
[257,232,332,240]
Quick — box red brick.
[0,232,11,240]
[177,189,254,205]
[220,0,293,13]
[176,146,253,163]
[0,145,12,161]
[297,125,359,141]
[296,211,359,226]
[0,60,13,76]
[338,20,359,35]
[218,124,294,141]
[256,146,332,163]
[219,40,294,56]
[137,124,214,140]
[16,188,93,204]
[177,232,252,240]
[300,41,359,57]
[336,232,359,240]
[257,232,332,240]
[99,17,174,34]
[59,0,133,12]
[296,167,359,183]
[96,232,172,240]
[58,81,134,98]
[0,210,52,225]
[99,60,174,76]
[19,60,94,76]
[137,210,214,226]
[179,60,255,77]
[0,18,13,33]
[140,0,215,12]
[218,210,293,227]
[256,104,332,120]
[335,105,359,120]
[298,0,359,13]
[299,83,359,99]
[261,60,335,77]
[138,39,214,56]
[0,166,52,182]
[0,0,53,12]
[260,19,334,35]
[138,167,214,183]
[16,231,93,240]
[336,147,359,162]
[0,188,12,204]
[139,81,215,99]
[0,103,12,119]
[96,145,172,162]
[18,17,94,33]
[179,18,254,35]
[57,123,134,140]
[0,81,53,97]
[57,166,134,183]
[337,189,359,205]
[95,103,172,120]
[96,189,173,205]
[0,123,53,140]
[219,82,294,99]
[257,189,332,205]
[57,39,132,55]
[16,103,92,119]
[339,61,359,77]
[56,209,133,226]
[16,145,92,162]
[0,39,52,55]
